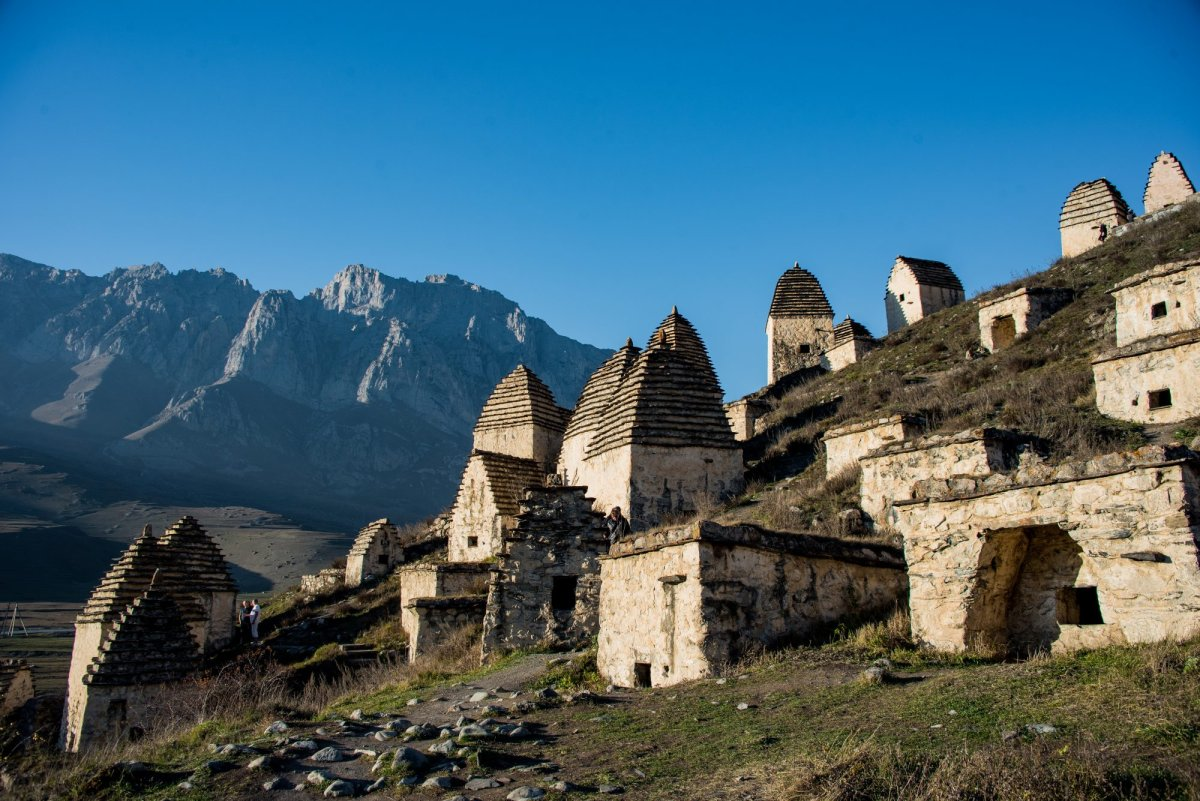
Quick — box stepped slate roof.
[563,339,641,442]
[832,317,875,345]
[83,586,200,687]
[77,518,236,626]
[1059,178,1135,229]
[1144,151,1195,212]
[768,264,834,318]
[893,257,963,292]
[348,518,400,558]
[474,365,568,436]
[586,309,736,458]
[473,451,547,518]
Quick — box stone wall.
[481,487,609,655]
[723,398,769,442]
[888,444,1200,654]
[300,567,344,597]
[1112,259,1200,347]
[581,444,744,530]
[447,451,543,561]
[1144,151,1195,214]
[885,258,964,333]
[66,682,167,753]
[474,424,562,471]
[978,287,1073,352]
[767,315,834,383]
[0,660,34,716]
[859,428,1031,522]
[823,336,872,371]
[405,597,487,662]
[597,521,907,688]
[1093,332,1200,424]
[398,562,491,643]
[822,415,924,478]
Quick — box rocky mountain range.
[0,253,609,531]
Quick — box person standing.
[606,506,630,545]
[239,600,252,644]
[249,599,261,644]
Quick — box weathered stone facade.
[448,451,545,561]
[1059,178,1135,258]
[823,414,924,479]
[300,567,345,596]
[481,487,608,655]
[823,317,877,371]
[766,264,835,383]
[472,365,568,471]
[62,586,201,752]
[597,521,907,687]
[61,518,236,750]
[559,340,641,484]
[1093,259,1200,424]
[723,397,770,442]
[0,659,34,717]
[884,442,1200,655]
[578,309,744,528]
[885,256,965,333]
[398,562,491,655]
[978,287,1073,352]
[404,596,487,663]
[1144,151,1195,214]
[343,518,445,588]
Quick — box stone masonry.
[398,562,491,659]
[766,263,835,383]
[0,659,34,717]
[404,597,487,663]
[342,518,445,588]
[881,440,1200,655]
[481,486,609,655]
[978,287,1073,352]
[559,339,641,484]
[62,585,201,752]
[822,414,924,479]
[597,521,907,688]
[1144,151,1195,214]
[885,256,965,333]
[823,317,877,371]
[472,365,569,472]
[723,397,770,442]
[1059,178,1135,258]
[1093,258,1200,424]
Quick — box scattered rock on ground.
[324,779,355,797]
[507,788,545,800]
[311,747,345,762]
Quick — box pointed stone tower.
[885,256,965,333]
[578,308,743,528]
[1059,178,1135,258]
[62,584,200,752]
[558,338,642,485]
[1144,152,1195,214]
[766,264,835,383]
[472,365,569,472]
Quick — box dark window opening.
[1148,389,1173,410]
[107,699,126,722]
[1151,301,1168,319]
[799,344,812,354]
[551,575,578,611]
[899,293,906,302]
[467,536,478,548]
[991,315,1017,350]
[1058,586,1104,625]
[377,554,389,566]
[633,662,652,688]
[128,725,145,742]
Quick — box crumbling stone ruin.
[766,263,835,383]
[1059,178,1135,258]
[859,428,1200,655]
[63,582,202,752]
[885,256,965,333]
[481,486,609,655]
[723,396,770,442]
[977,286,1073,352]
[301,568,344,597]
[824,316,877,371]
[1144,151,1196,214]
[60,517,237,751]
[565,308,744,529]
[597,521,907,688]
[823,414,924,478]
[1093,258,1200,424]
[0,659,34,717]
[343,518,445,588]
[399,562,491,661]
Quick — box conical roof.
[893,256,963,291]
[563,339,641,442]
[1144,152,1195,213]
[78,525,178,625]
[768,263,833,318]
[1059,178,1135,229]
[83,586,200,687]
[155,516,238,595]
[586,309,735,458]
[474,365,568,435]
[832,317,874,344]
[473,451,546,518]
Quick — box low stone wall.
[398,562,491,641]
[978,287,1073,352]
[300,568,344,597]
[890,444,1200,653]
[724,398,769,442]
[598,521,907,688]
[481,487,609,655]
[1093,330,1200,424]
[859,428,1032,521]
[822,415,923,478]
[405,596,487,662]
[823,336,874,371]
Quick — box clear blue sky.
[2,1,1198,400]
